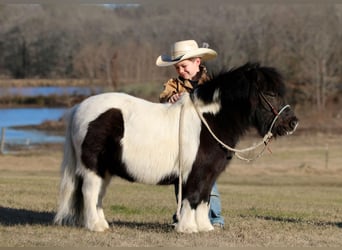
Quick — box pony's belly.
[121,148,180,184]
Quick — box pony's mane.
[195,62,286,104]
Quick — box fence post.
[0,127,5,154]
[325,143,329,169]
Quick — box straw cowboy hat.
[156,40,217,67]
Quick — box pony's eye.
[264,92,277,97]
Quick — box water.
[0,107,67,145]
[0,86,102,97]
[5,127,65,144]
[0,86,105,146]
[0,107,66,127]
[0,85,103,146]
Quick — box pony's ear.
[245,63,271,95]
[241,64,262,109]
[251,64,286,96]
[245,63,261,87]
[236,63,259,100]
[253,71,264,91]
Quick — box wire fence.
[0,127,64,154]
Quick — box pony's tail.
[54,105,84,226]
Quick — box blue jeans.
[173,182,224,225]
[209,182,224,225]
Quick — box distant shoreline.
[0,94,86,108]
[11,119,66,135]
[0,78,105,88]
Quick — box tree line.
[0,2,341,114]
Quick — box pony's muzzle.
[273,111,298,136]
[287,117,299,135]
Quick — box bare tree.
[275,4,341,111]
[0,1,341,117]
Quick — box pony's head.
[194,62,298,139]
[241,63,298,137]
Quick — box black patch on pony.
[193,62,288,138]
[81,108,134,181]
[157,173,178,185]
[183,62,294,208]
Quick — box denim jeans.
[173,181,224,225]
[208,182,224,225]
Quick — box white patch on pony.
[96,172,111,229]
[175,199,198,233]
[82,170,109,231]
[72,92,201,185]
[120,93,201,184]
[196,201,214,232]
[193,89,221,115]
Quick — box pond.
[0,107,67,145]
[0,85,110,147]
[0,85,105,146]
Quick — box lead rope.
[176,103,185,221]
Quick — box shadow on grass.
[110,220,174,233]
[253,215,342,228]
[0,206,54,226]
[0,206,174,232]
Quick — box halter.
[258,91,280,116]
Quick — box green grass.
[0,134,342,246]
[111,203,173,216]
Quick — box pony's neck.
[191,94,250,151]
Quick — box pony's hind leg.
[96,172,112,230]
[82,170,108,232]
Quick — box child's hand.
[169,93,183,103]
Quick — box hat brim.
[156,48,217,67]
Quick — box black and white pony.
[54,63,298,233]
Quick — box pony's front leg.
[175,199,214,233]
[82,170,108,232]
[175,199,198,233]
[195,201,214,232]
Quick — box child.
[156,40,224,228]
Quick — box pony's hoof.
[87,220,109,232]
[99,219,109,230]
[175,223,198,233]
[100,219,110,229]
[198,224,214,232]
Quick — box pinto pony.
[54,63,298,233]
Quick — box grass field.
[0,133,341,247]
